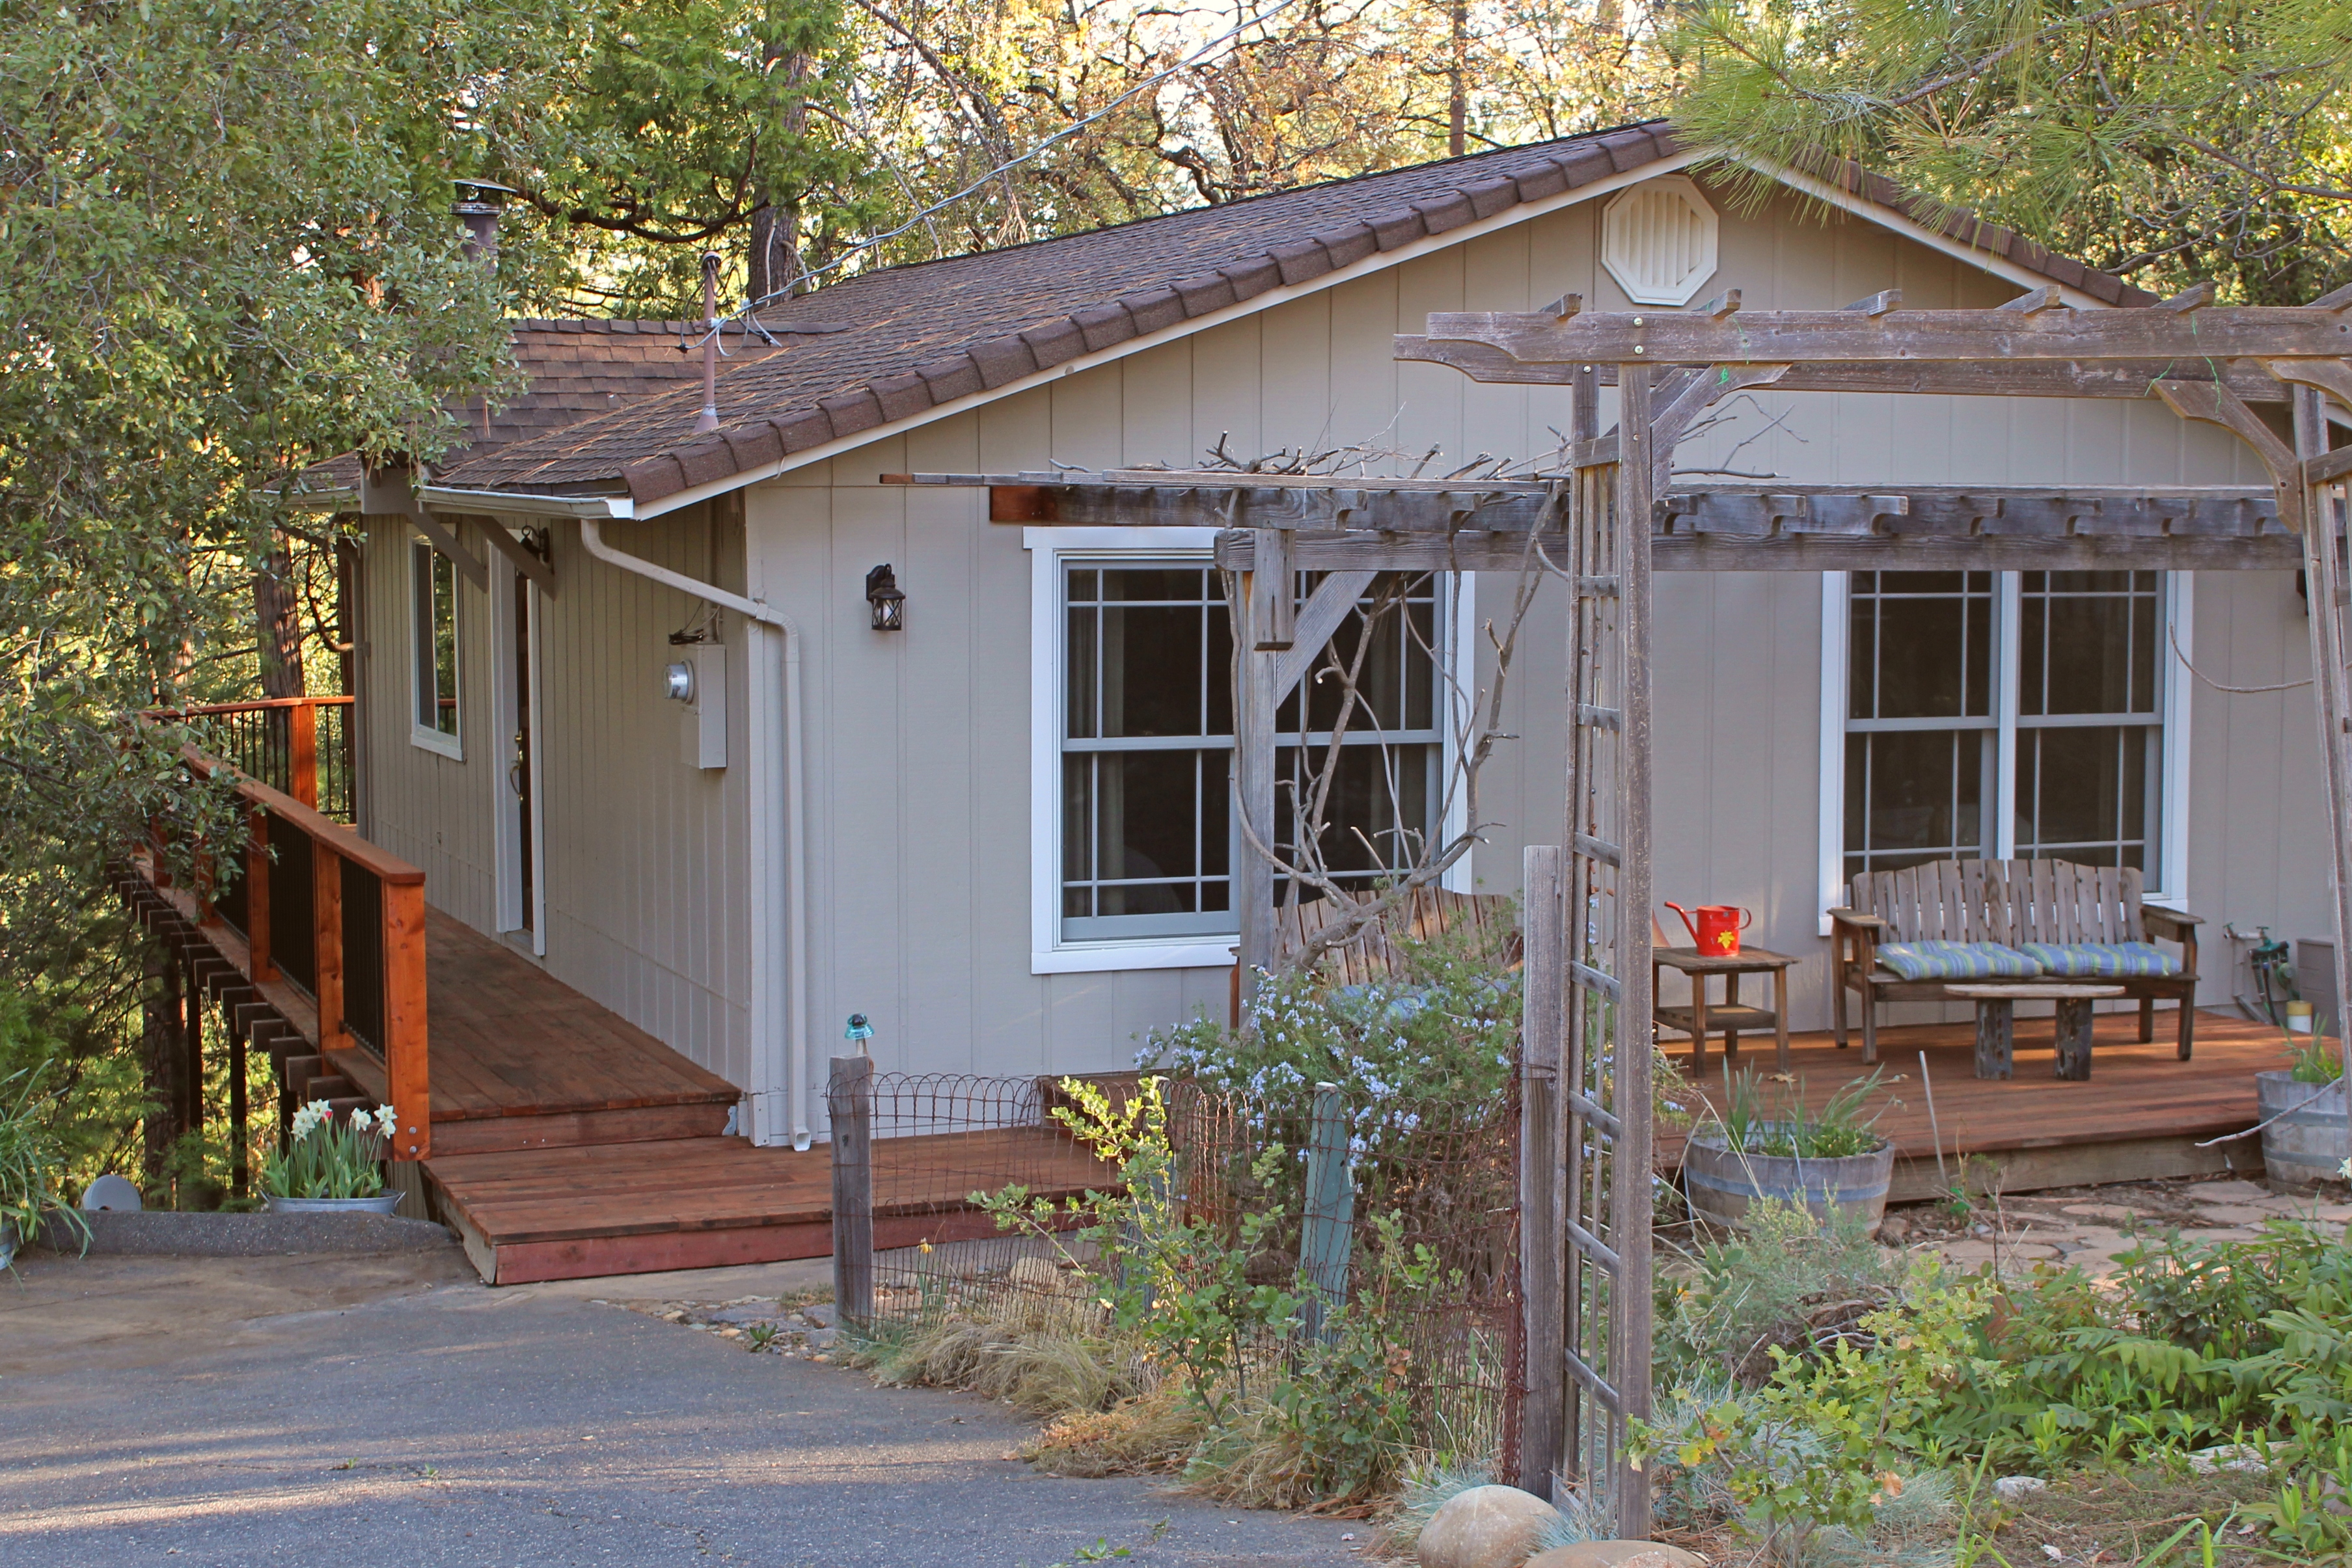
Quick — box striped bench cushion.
[2019,941,2182,978]
[1875,940,2042,981]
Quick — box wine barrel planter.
[2255,1071,2349,1190]
[1683,1124,1895,1234]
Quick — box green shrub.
[1658,1197,1903,1390]
[0,1066,90,1256]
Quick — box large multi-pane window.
[1842,570,2166,885]
[1058,560,1443,945]
[411,537,461,753]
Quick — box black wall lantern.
[865,564,906,631]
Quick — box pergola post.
[2295,388,2352,1065]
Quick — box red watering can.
[1665,902,1753,956]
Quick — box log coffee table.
[1947,983,2127,1081]
[1653,946,1799,1074]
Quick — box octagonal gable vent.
[1602,176,1719,306]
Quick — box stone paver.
[1898,1173,2351,1280]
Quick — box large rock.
[1417,1485,1560,1568]
[1524,1545,1704,1568]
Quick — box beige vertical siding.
[357,510,756,1087]
[356,520,496,928]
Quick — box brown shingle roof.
[433,122,2155,505]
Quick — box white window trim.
[1028,526,1233,974]
[1816,569,2192,933]
[409,534,464,761]
[1026,527,1472,974]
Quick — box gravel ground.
[0,1249,1365,1568]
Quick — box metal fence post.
[1298,1081,1354,1341]
[830,1055,875,1325]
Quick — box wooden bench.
[1830,859,2201,1064]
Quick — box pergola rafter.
[886,287,2352,1535]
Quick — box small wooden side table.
[1653,946,1799,1074]
[1947,982,2126,1080]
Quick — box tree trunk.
[1447,0,1468,157]
[748,41,814,304]
[253,542,304,699]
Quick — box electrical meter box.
[670,644,728,770]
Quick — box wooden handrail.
[146,695,357,720]
[159,739,431,1159]
[180,745,421,884]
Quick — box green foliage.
[0,1066,90,1255]
[1640,1258,1996,1558]
[2289,1036,2347,1086]
[1652,1206,2352,1560]
[1716,1068,1893,1159]
[979,1072,1487,1507]
[1666,0,2352,302]
[1659,1197,1904,1389]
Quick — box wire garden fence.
[827,1059,1524,1480]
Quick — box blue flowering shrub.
[1138,915,1522,1177]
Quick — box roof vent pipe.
[695,251,722,435]
[453,179,514,271]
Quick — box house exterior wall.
[739,176,2321,1092]
[357,508,758,1088]
[361,172,2329,1106]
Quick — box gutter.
[570,516,814,1152]
[421,486,636,520]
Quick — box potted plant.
[262,1101,404,1213]
[1684,1069,1897,1235]
[1,1068,89,1267]
[2256,1038,2349,1190]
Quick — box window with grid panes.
[1058,562,1443,943]
[410,537,461,751]
[1843,569,2165,885]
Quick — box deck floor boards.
[1654,1007,2296,1167]
[430,1127,1112,1247]
[420,910,736,1122]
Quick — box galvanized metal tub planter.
[1683,1124,1895,1234]
[264,1193,404,1215]
[2255,1070,2349,1189]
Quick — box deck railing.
[140,699,428,1160]
[151,696,355,822]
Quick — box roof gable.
[431,122,2153,511]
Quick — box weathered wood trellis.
[889,282,2352,1534]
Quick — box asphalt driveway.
[0,1249,1363,1568]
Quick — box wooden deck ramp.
[403,914,1107,1285]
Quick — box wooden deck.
[385,911,2297,1281]
[428,1127,1112,1284]
[375,913,1112,1284]
[1657,1007,2299,1201]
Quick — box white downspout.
[578,516,814,1150]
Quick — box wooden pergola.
[890,283,2352,1532]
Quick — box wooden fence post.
[830,1055,875,1325]
[1298,1081,1355,1342]
[381,879,430,1159]
[289,699,319,808]
[1519,844,1567,1496]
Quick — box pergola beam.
[1394,336,2327,404]
[1422,303,2352,365]
[892,472,2290,569]
[1211,528,2298,574]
